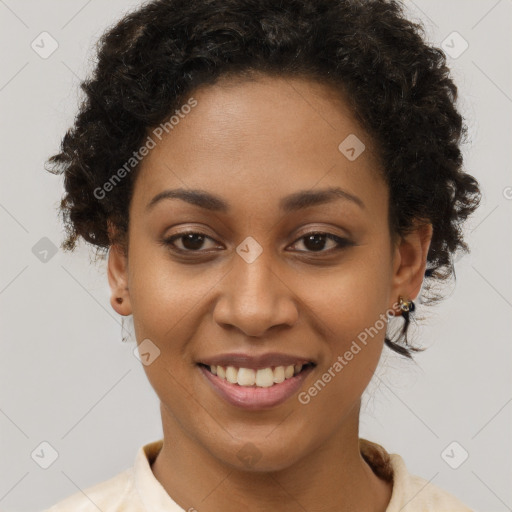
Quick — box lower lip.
[199,365,314,410]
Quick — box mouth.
[198,362,316,388]
[197,358,317,410]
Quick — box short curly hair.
[45,0,481,359]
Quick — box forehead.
[131,75,387,218]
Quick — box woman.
[44,0,481,510]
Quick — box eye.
[289,232,352,253]
[161,230,353,255]
[162,231,220,252]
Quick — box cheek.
[304,247,391,337]
[297,247,391,395]
[128,243,213,339]
[127,246,226,400]
[306,277,387,376]
[295,275,388,434]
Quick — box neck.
[151,402,392,512]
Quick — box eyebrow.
[145,186,365,213]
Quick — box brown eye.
[290,232,352,253]
[163,231,218,252]
[161,230,352,256]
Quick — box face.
[108,74,431,471]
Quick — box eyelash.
[161,230,353,256]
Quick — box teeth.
[237,368,255,386]
[273,366,285,383]
[225,366,238,384]
[255,368,274,387]
[206,363,308,388]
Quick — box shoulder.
[387,452,474,511]
[42,439,168,512]
[42,467,138,512]
[359,438,474,512]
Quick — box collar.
[133,439,183,511]
[133,437,399,511]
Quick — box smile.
[197,361,316,410]
[202,363,314,388]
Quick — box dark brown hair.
[45,0,481,358]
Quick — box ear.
[107,222,132,315]
[389,222,433,314]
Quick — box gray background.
[0,1,511,511]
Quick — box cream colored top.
[43,438,473,511]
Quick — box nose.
[212,248,299,338]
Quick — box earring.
[121,316,129,343]
[116,297,123,304]
[399,296,415,313]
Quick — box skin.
[108,74,432,512]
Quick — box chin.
[211,434,311,473]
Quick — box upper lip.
[199,352,316,369]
